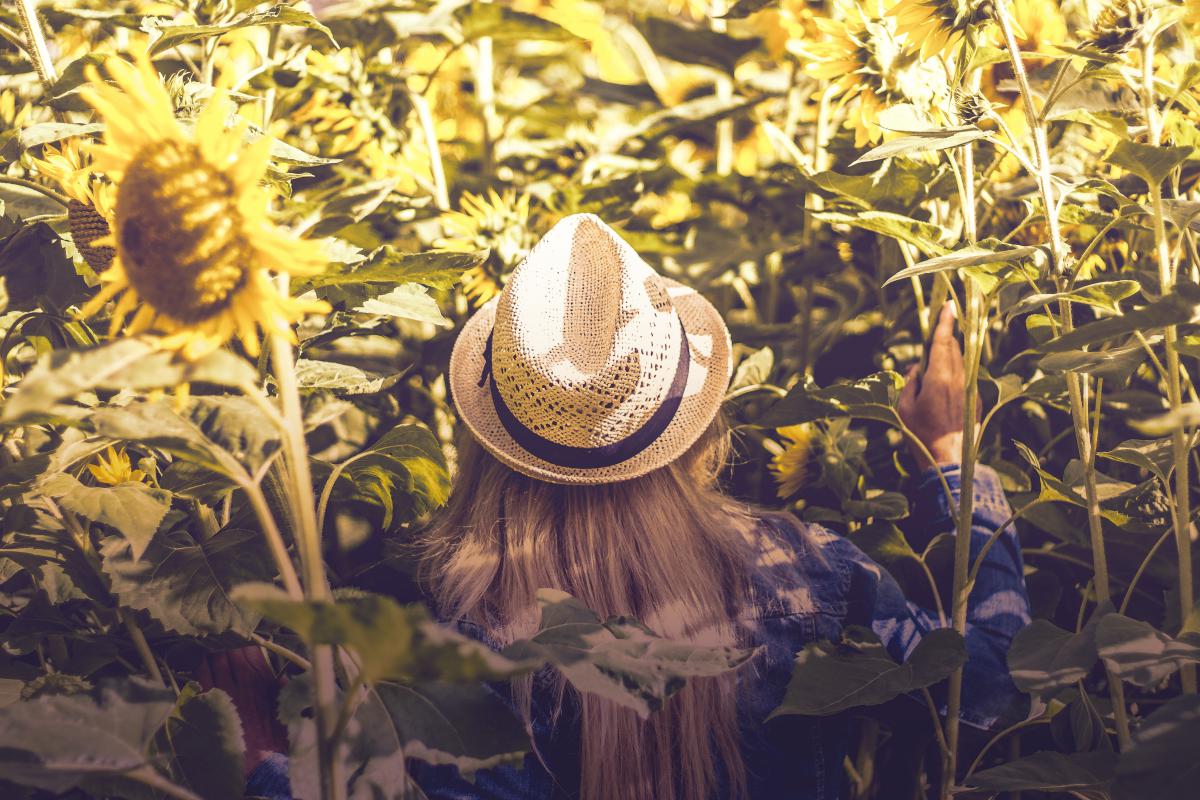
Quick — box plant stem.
[0,175,69,207]
[120,609,165,685]
[269,332,343,800]
[994,0,1135,746]
[15,0,57,96]
[1141,36,1196,694]
[242,479,304,600]
[250,632,312,671]
[410,91,450,210]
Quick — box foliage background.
[0,0,1199,798]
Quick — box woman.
[245,213,1030,799]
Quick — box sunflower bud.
[953,89,989,125]
[1086,0,1152,53]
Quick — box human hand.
[897,303,980,469]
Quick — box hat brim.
[448,278,732,485]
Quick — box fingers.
[927,303,962,384]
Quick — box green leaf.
[728,346,773,393]
[374,681,531,774]
[234,585,532,685]
[1130,402,1200,436]
[454,3,575,41]
[16,122,103,151]
[158,685,245,800]
[1038,283,1200,353]
[1037,342,1145,383]
[1,339,257,425]
[720,0,778,18]
[639,17,761,74]
[849,522,938,607]
[503,589,760,719]
[849,127,991,167]
[769,626,965,717]
[38,474,169,562]
[757,372,902,428]
[1113,695,1200,800]
[293,359,406,396]
[1106,140,1195,188]
[1007,280,1142,318]
[101,528,275,637]
[338,423,451,526]
[300,246,479,292]
[1007,614,1104,700]
[812,210,949,255]
[0,678,175,794]
[91,396,281,482]
[1095,614,1200,688]
[1099,438,1175,485]
[0,221,87,313]
[306,179,399,238]
[966,751,1114,793]
[148,4,336,55]
[882,243,1044,287]
[355,283,451,326]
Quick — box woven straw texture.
[449,213,732,485]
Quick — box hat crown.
[490,214,683,449]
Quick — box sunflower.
[436,189,533,305]
[802,1,939,146]
[1083,0,1152,54]
[77,52,329,359]
[87,446,147,486]
[890,0,994,59]
[771,424,815,499]
[29,140,117,274]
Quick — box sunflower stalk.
[14,0,57,97]
[269,331,345,800]
[1141,34,1196,695]
[992,0,1133,747]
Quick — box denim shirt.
[248,464,1030,800]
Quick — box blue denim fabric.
[246,464,1030,800]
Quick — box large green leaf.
[1106,140,1194,188]
[1095,613,1200,688]
[454,3,574,41]
[882,243,1044,287]
[374,681,530,774]
[234,585,531,685]
[769,626,965,717]
[1038,283,1200,353]
[1113,695,1200,800]
[757,372,903,428]
[293,359,406,396]
[298,247,480,308]
[91,396,280,482]
[1007,280,1142,318]
[503,589,760,719]
[158,684,245,800]
[849,126,991,167]
[639,17,761,74]
[0,678,176,794]
[38,473,170,562]
[1007,614,1104,700]
[336,423,451,527]
[966,751,1114,793]
[355,283,451,326]
[813,210,949,255]
[101,528,275,637]
[148,4,335,55]
[1,339,257,425]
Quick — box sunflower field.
[0,0,1199,797]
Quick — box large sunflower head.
[78,52,329,359]
[771,424,815,499]
[890,0,994,59]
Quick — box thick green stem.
[269,332,344,800]
[15,0,57,95]
[1142,37,1196,694]
[993,0,1135,748]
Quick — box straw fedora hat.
[449,213,732,485]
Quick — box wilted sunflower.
[78,53,328,359]
[87,446,147,486]
[771,424,815,499]
[436,189,533,305]
[891,0,994,59]
[1084,0,1152,54]
[29,140,117,274]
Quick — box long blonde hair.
[423,416,754,800]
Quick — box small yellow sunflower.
[771,424,815,499]
[29,140,117,274]
[78,52,329,360]
[436,189,533,305]
[87,446,147,486]
[890,0,995,59]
